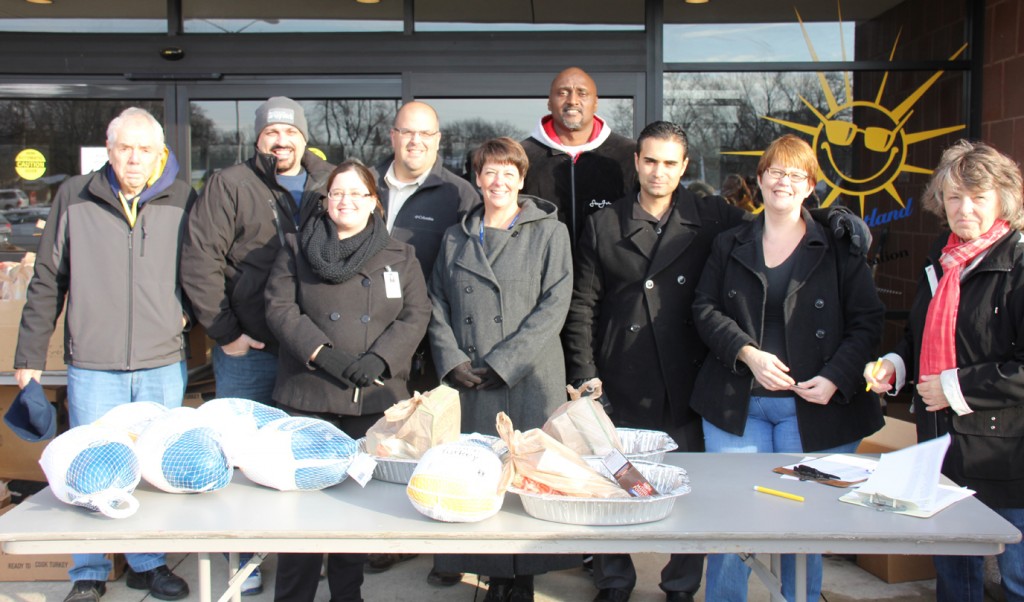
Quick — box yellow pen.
[865,358,883,392]
[753,485,805,503]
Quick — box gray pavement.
[0,551,941,602]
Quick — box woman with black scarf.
[265,159,431,602]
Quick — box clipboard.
[772,466,866,488]
[838,485,974,518]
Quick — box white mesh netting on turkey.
[238,416,358,491]
[135,406,233,494]
[39,423,142,518]
[92,401,169,441]
[194,398,287,466]
[406,441,506,523]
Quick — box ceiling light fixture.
[355,0,380,4]
[685,0,709,4]
[26,0,53,4]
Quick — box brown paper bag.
[365,385,461,459]
[543,388,623,456]
[497,412,627,498]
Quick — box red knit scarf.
[919,219,1010,377]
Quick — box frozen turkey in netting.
[238,416,358,491]
[135,406,232,493]
[194,398,287,465]
[92,401,169,441]
[39,423,142,518]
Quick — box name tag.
[925,264,938,295]
[384,269,402,299]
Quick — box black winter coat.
[521,129,636,244]
[563,190,748,431]
[374,158,481,283]
[264,218,431,417]
[182,150,334,353]
[690,211,885,452]
[891,229,1024,507]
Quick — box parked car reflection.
[3,206,49,251]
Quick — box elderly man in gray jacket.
[14,107,194,602]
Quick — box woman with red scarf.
[865,140,1024,602]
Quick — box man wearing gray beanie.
[180,98,334,593]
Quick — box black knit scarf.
[300,211,390,284]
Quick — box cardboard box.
[0,384,65,481]
[856,416,917,454]
[0,504,126,581]
[0,300,65,372]
[856,415,935,583]
[856,553,936,584]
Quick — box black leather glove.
[822,205,871,256]
[446,361,483,389]
[313,346,357,387]
[472,366,506,391]
[342,353,386,388]
[572,378,614,414]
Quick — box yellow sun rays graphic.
[723,4,967,217]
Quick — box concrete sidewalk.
[0,552,941,602]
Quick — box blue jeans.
[213,346,278,405]
[66,362,187,582]
[702,396,860,602]
[935,507,1024,602]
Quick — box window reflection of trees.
[0,99,164,203]
[643,72,852,194]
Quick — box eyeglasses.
[822,111,912,153]
[327,190,372,201]
[391,128,439,140]
[792,465,840,482]
[764,167,810,184]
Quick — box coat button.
[814,299,825,309]
[655,227,663,235]
[677,275,686,285]
[727,290,737,298]
[511,231,520,238]
[628,324,640,332]
[465,316,474,324]
[362,278,371,288]
[329,312,341,321]
[465,286,474,294]
[494,315,502,323]
[361,314,371,324]
[815,329,826,339]
[644,280,654,289]
[467,345,477,353]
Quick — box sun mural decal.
[723,4,967,217]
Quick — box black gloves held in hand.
[473,366,506,390]
[824,206,871,256]
[447,362,483,389]
[342,353,386,388]
[313,346,357,387]
[446,362,506,390]
[314,348,386,388]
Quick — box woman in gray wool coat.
[428,137,574,602]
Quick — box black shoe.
[364,553,419,573]
[64,580,106,602]
[426,568,463,587]
[594,588,631,602]
[664,593,694,602]
[582,554,594,576]
[483,578,513,602]
[126,565,190,601]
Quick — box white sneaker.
[241,566,263,596]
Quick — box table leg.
[229,552,240,602]
[198,553,212,602]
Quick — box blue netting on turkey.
[159,427,233,492]
[65,441,140,511]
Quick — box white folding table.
[0,453,1018,602]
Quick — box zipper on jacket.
[265,198,285,246]
[140,215,147,258]
[125,227,134,370]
